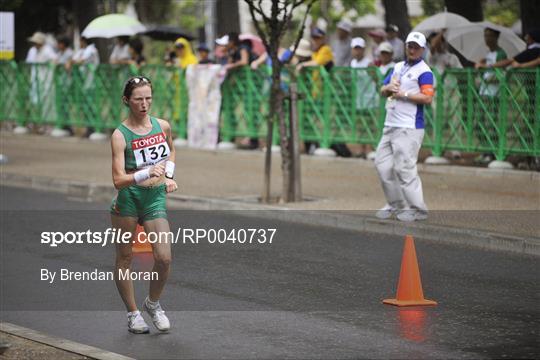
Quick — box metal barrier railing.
[1,61,538,159]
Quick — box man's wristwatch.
[403,92,409,100]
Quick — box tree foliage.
[309,0,375,30]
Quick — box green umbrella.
[81,14,146,39]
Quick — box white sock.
[127,310,140,317]
[146,297,159,307]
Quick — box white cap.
[291,38,312,58]
[405,32,426,48]
[337,20,352,33]
[215,35,229,46]
[350,37,366,48]
[378,41,393,53]
[28,32,46,45]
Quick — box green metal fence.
[0,62,186,137]
[1,61,538,159]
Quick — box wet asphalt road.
[1,186,539,359]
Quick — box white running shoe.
[375,205,397,220]
[127,310,149,334]
[396,210,428,222]
[143,297,170,332]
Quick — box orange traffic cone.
[132,224,153,253]
[383,235,437,306]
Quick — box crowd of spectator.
[24,22,539,77]
[20,22,540,161]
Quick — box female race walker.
[110,76,177,333]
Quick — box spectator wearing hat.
[26,32,57,64]
[377,41,396,76]
[350,37,377,159]
[331,20,353,66]
[350,37,371,68]
[215,35,229,65]
[174,37,198,69]
[292,39,314,63]
[367,29,386,65]
[109,36,131,64]
[385,24,404,62]
[196,43,214,64]
[296,28,334,71]
[490,28,540,68]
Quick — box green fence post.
[54,64,64,130]
[220,77,232,143]
[432,69,444,157]
[321,67,331,149]
[179,68,188,140]
[466,68,474,149]
[535,68,540,157]
[15,62,27,128]
[496,68,508,161]
[245,68,255,139]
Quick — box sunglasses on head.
[128,76,151,85]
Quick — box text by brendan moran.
[40,268,158,284]
[40,228,277,247]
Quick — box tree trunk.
[520,0,540,36]
[382,0,411,39]
[444,0,483,21]
[216,0,240,35]
[262,117,273,203]
[288,82,302,201]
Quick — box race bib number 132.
[132,132,170,168]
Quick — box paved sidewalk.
[1,323,133,360]
[1,133,539,242]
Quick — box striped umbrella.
[81,14,146,39]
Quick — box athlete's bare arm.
[157,119,175,164]
[157,119,178,193]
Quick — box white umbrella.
[81,14,146,39]
[413,12,470,34]
[446,21,526,62]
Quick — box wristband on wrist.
[133,168,150,184]
[165,160,175,179]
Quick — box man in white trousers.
[374,32,434,222]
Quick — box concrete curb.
[2,172,539,256]
[0,322,134,360]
